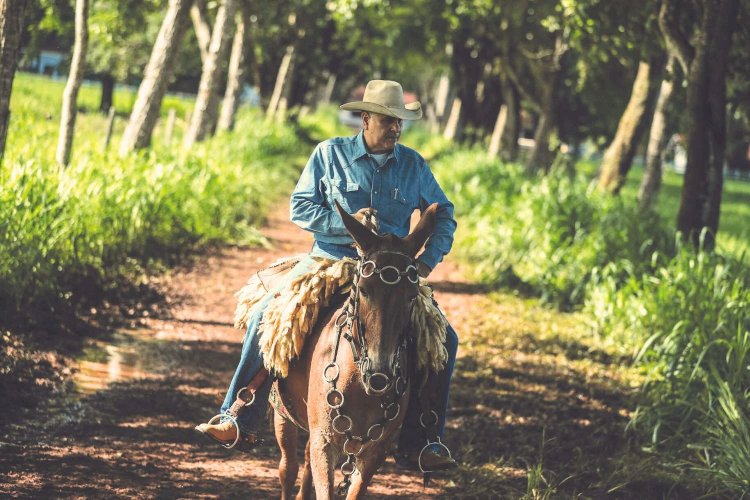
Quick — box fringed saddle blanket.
[233,256,448,378]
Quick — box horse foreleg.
[309,432,336,499]
[345,446,389,500]
[295,439,313,500]
[274,412,299,499]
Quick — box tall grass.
[432,149,673,308]
[1,74,308,323]
[430,148,750,494]
[586,245,750,494]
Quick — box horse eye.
[360,287,369,298]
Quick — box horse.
[272,201,439,499]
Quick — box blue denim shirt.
[290,131,456,270]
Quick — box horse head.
[335,201,438,395]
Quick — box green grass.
[1,73,309,322]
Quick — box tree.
[183,0,236,147]
[190,0,211,64]
[0,0,28,166]
[660,0,741,247]
[119,0,191,155]
[217,5,251,132]
[638,56,678,209]
[597,55,664,193]
[55,0,88,166]
[87,0,161,113]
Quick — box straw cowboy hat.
[340,80,422,120]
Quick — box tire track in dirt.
[0,202,482,499]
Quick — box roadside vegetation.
[403,129,750,495]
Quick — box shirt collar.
[354,130,401,165]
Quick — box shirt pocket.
[329,180,369,213]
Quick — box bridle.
[324,249,418,494]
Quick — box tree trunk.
[184,0,236,147]
[638,57,677,210]
[525,35,568,173]
[488,104,507,158]
[119,0,191,156]
[266,45,295,121]
[499,75,520,161]
[442,97,462,141]
[527,111,554,173]
[597,57,664,193]
[99,73,115,113]
[217,7,248,132]
[661,0,740,248]
[190,0,211,64]
[55,0,88,166]
[0,0,27,166]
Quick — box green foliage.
[1,74,305,321]
[434,150,673,308]
[586,244,750,494]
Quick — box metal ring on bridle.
[419,410,439,429]
[340,460,356,476]
[360,260,377,277]
[384,401,401,421]
[344,436,365,457]
[323,362,340,384]
[365,372,391,395]
[367,423,385,442]
[332,413,353,434]
[326,388,345,409]
[236,387,256,407]
[207,413,241,449]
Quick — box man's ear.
[403,203,438,257]
[361,112,369,130]
[335,201,379,254]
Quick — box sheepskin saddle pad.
[233,256,448,378]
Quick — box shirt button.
[374,191,378,194]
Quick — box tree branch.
[658,0,693,76]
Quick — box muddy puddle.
[74,333,158,393]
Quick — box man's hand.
[417,261,432,278]
[353,207,378,232]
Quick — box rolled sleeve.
[290,143,348,236]
[416,162,457,270]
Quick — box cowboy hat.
[340,80,422,120]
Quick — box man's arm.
[289,143,349,236]
[416,163,457,274]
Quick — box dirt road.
[0,203,479,499]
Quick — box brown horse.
[272,201,438,499]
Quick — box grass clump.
[586,244,750,494]
[1,75,308,326]
[433,150,673,309]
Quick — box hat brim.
[339,101,422,120]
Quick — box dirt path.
[0,203,481,499]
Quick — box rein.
[324,250,416,494]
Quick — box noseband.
[324,249,417,494]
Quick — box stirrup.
[206,413,242,449]
[417,437,453,473]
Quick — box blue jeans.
[398,322,458,451]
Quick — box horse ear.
[403,203,438,257]
[335,201,380,254]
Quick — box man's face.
[362,112,403,153]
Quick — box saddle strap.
[269,379,309,432]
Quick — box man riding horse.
[195,80,459,473]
